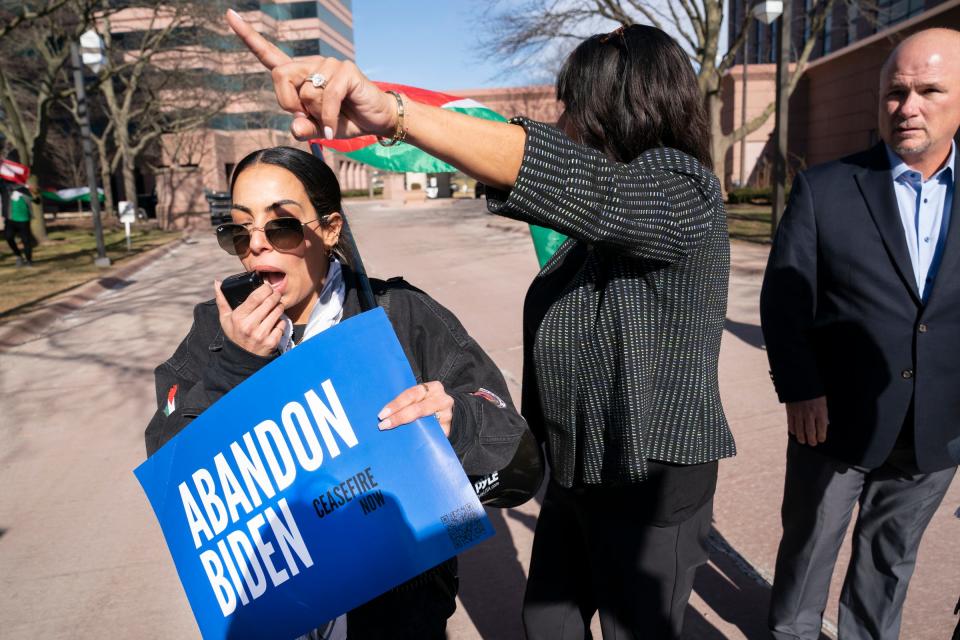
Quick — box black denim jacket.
[142,266,536,635]
[144,266,530,476]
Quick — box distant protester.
[143,145,541,639]
[4,184,37,267]
[229,12,734,639]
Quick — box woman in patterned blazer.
[229,13,733,640]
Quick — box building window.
[875,0,926,29]
[846,2,858,45]
[315,4,354,42]
[823,9,833,54]
[281,38,349,60]
[113,26,242,51]
[259,1,354,42]
[768,20,777,63]
[209,112,294,131]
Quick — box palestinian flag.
[530,225,568,268]
[314,82,568,266]
[41,186,105,203]
[0,158,29,185]
[314,82,507,173]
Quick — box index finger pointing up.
[226,9,291,70]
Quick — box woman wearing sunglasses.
[227,11,734,640]
[144,145,541,639]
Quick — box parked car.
[205,190,231,227]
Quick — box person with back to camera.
[143,146,542,640]
[227,12,735,639]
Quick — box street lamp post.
[751,1,789,238]
[70,31,111,267]
[772,1,792,237]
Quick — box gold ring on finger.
[309,72,328,89]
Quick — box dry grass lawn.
[0,217,180,320]
[726,204,773,244]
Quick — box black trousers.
[523,474,715,640]
[4,219,32,261]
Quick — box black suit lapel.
[924,150,960,307]
[854,144,922,305]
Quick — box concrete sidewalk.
[347,200,958,640]
[0,198,955,639]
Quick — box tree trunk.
[121,151,137,223]
[706,89,729,198]
[26,175,47,242]
[156,169,172,230]
[97,144,116,219]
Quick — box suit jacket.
[760,142,960,472]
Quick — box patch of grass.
[0,220,181,319]
[727,204,773,244]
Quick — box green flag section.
[42,186,105,203]
[313,82,568,267]
[529,225,569,268]
[313,82,507,174]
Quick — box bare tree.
[149,126,214,229]
[483,0,845,189]
[43,119,89,194]
[0,0,105,240]
[67,0,232,225]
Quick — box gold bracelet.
[377,90,406,147]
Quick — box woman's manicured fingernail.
[324,126,334,140]
[377,407,392,420]
[378,419,392,430]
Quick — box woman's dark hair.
[229,145,345,257]
[557,24,712,168]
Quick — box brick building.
[109,0,366,226]
[723,0,960,189]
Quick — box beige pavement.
[0,198,956,639]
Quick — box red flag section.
[0,159,29,185]
[313,82,477,152]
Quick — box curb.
[0,233,191,350]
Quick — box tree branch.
[787,0,837,95]
[717,9,753,76]
[0,0,71,41]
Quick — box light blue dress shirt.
[886,141,956,302]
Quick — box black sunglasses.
[215,217,324,257]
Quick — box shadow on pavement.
[687,528,833,640]
[457,507,529,639]
[724,318,766,350]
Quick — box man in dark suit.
[761,28,960,639]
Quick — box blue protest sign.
[135,308,493,639]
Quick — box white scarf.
[278,258,345,353]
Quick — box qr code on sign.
[441,504,486,549]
